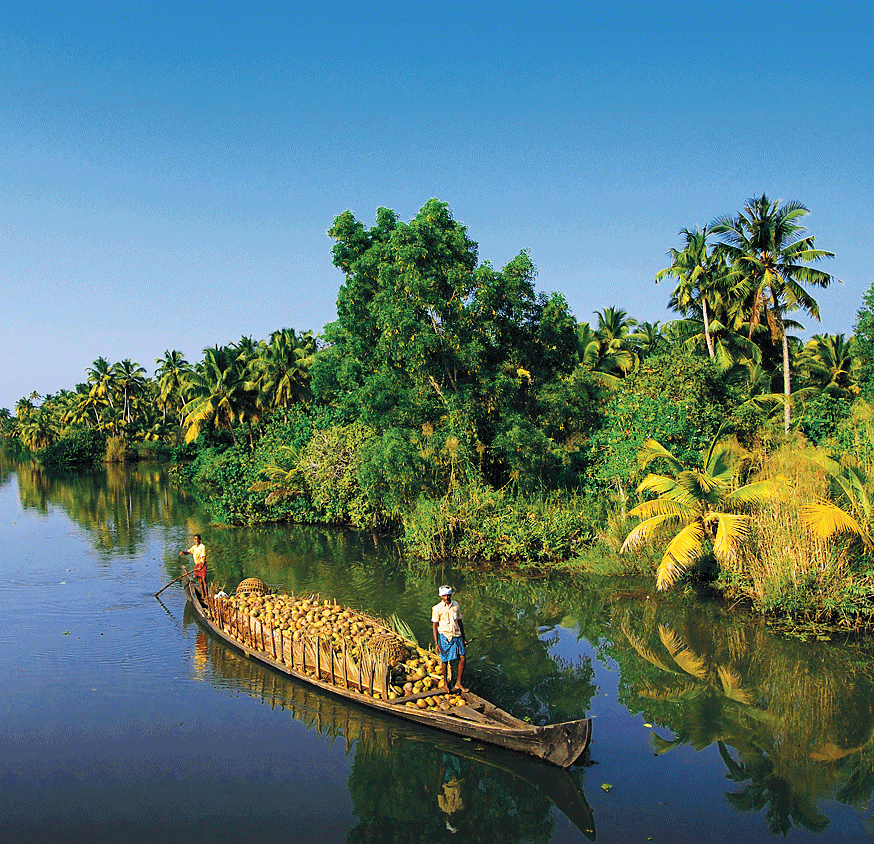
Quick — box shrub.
[402,483,604,570]
[40,428,107,466]
[717,440,874,623]
[105,436,133,463]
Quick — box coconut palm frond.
[622,626,679,673]
[658,625,709,680]
[657,521,705,590]
[626,497,694,521]
[800,502,874,549]
[712,513,751,561]
[717,665,756,705]
[809,742,863,763]
[676,470,725,502]
[636,680,700,700]
[725,479,778,508]
[621,514,677,554]
[639,439,686,474]
[389,613,418,646]
[636,473,693,502]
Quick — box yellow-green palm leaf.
[717,665,755,705]
[724,480,777,508]
[621,513,683,554]
[712,512,751,561]
[657,520,705,590]
[658,625,709,680]
[800,502,874,550]
[638,438,686,474]
[626,496,696,522]
[622,626,679,674]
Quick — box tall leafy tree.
[183,345,253,445]
[86,357,117,411]
[155,350,192,427]
[19,406,59,451]
[256,328,316,415]
[112,359,147,425]
[317,199,579,489]
[711,195,838,433]
[656,227,727,359]
[797,334,859,400]
[576,307,639,387]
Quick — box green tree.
[711,195,838,433]
[853,280,874,398]
[86,357,118,412]
[112,359,147,425]
[255,328,315,415]
[183,346,255,446]
[585,351,731,494]
[316,199,580,492]
[576,307,639,387]
[656,226,729,359]
[155,350,192,429]
[797,333,859,401]
[19,406,59,451]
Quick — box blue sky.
[2,1,872,411]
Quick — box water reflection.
[183,604,595,841]
[5,450,197,559]
[607,597,874,835]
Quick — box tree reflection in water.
[609,595,874,835]
[184,608,595,842]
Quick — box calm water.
[2,452,874,843]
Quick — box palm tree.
[656,227,732,359]
[621,429,777,590]
[711,195,839,434]
[799,455,874,551]
[112,359,147,425]
[255,328,316,414]
[86,357,117,410]
[182,345,254,445]
[576,307,639,387]
[15,396,34,421]
[155,350,192,428]
[796,334,859,400]
[627,321,665,360]
[19,407,58,451]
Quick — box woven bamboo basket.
[236,577,267,597]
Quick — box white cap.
[438,585,452,596]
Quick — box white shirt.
[432,599,462,638]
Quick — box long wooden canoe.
[180,574,592,768]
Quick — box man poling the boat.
[179,534,206,597]
[432,585,468,694]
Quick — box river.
[1,451,873,842]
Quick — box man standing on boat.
[432,585,467,693]
[180,534,206,596]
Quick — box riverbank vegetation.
[5,195,874,624]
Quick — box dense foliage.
[5,196,872,624]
